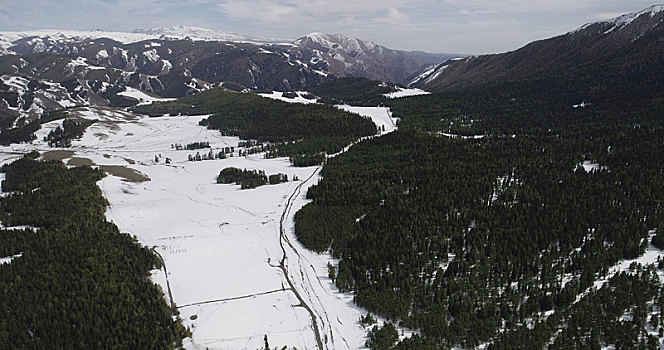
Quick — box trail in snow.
[277,168,324,350]
[179,289,291,309]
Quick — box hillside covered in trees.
[294,71,664,348]
[0,154,189,348]
[308,77,397,106]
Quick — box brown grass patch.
[99,165,150,183]
[67,157,95,167]
[42,150,75,162]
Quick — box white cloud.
[219,0,408,24]
[373,8,411,26]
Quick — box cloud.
[218,0,407,24]
[373,8,411,26]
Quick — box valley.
[0,102,393,349]
[0,3,664,349]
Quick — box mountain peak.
[570,4,664,35]
[295,32,380,55]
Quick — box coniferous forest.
[295,73,664,348]
[0,153,189,348]
[133,88,376,165]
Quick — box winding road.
[276,167,324,350]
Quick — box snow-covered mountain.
[132,26,285,44]
[413,4,664,91]
[292,32,455,85]
[570,4,664,37]
[0,27,285,55]
[0,29,158,55]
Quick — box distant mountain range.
[131,26,287,44]
[0,26,456,124]
[413,5,664,91]
[1,4,663,126]
[0,26,456,89]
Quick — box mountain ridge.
[292,32,457,85]
[414,4,664,91]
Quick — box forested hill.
[308,77,398,106]
[133,88,376,165]
[0,153,189,348]
[414,5,664,92]
[293,20,664,348]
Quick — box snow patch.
[117,87,175,106]
[578,160,607,173]
[143,49,160,62]
[95,49,109,60]
[258,91,317,104]
[0,253,23,266]
[336,105,398,134]
[572,102,590,108]
[384,87,430,99]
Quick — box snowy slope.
[0,29,157,53]
[0,27,285,54]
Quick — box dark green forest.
[44,118,93,147]
[217,167,288,189]
[308,77,397,106]
[133,88,376,165]
[295,74,664,348]
[0,154,189,348]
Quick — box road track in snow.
[278,167,324,350]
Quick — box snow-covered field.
[336,105,398,134]
[258,91,318,104]
[0,106,379,349]
[383,87,430,99]
[117,87,176,106]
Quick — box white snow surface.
[408,64,439,86]
[336,105,398,134]
[258,91,318,104]
[0,27,288,54]
[132,26,287,44]
[0,108,371,350]
[593,231,663,292]
[143,49,160,62]
[579,160,605,173]
[0,29,158,53]
[604,5,664,33]
[572,102,590,108]
[569,5,664,35]
[117,87,175,106]
[0,253,23,266]
[384,87,430,99]
[96,49,109,60]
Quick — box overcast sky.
[0,1,660,54]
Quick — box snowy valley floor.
[0,106,399,350]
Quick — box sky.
[0,0,660,54]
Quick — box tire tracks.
[278,168,324,350]
[152,247,176,311]
[178,288,290,309]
